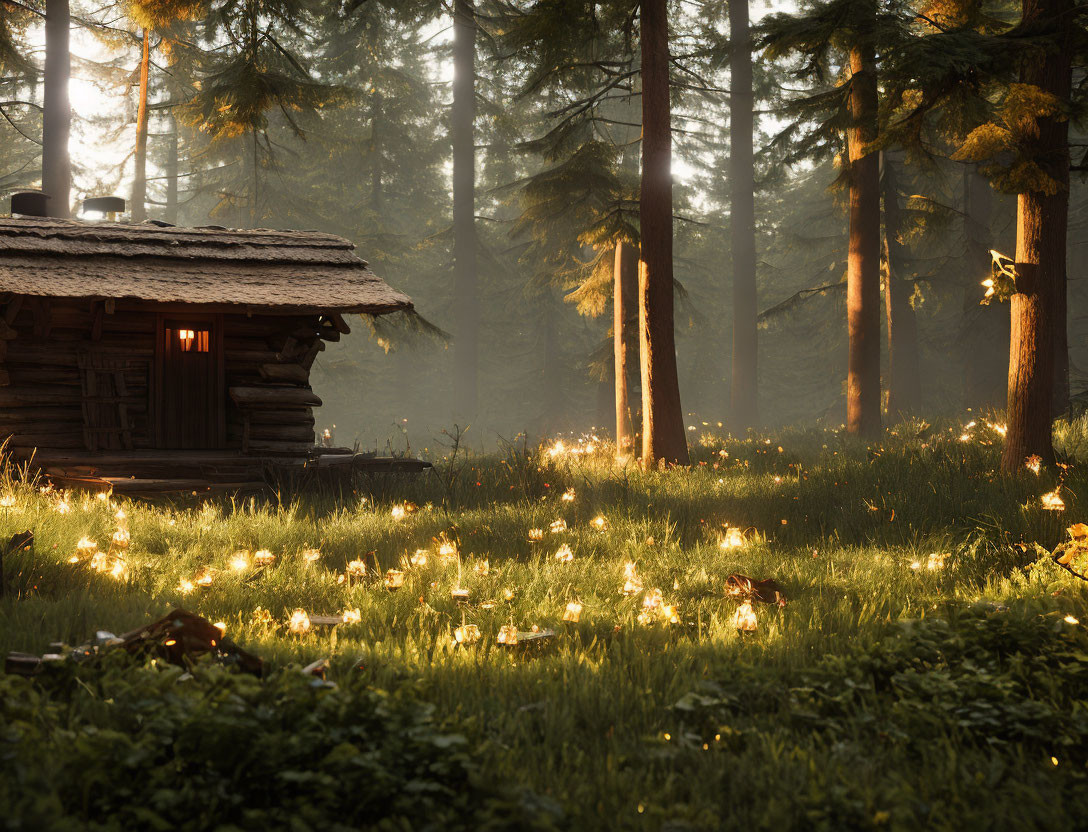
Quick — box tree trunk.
[639,0,688,466]
[452,0,478,417]
[1000,0,1071,472]
[165,113,179,225]
[882,153,921,419]
[1053,268,1069,416]
[131,29,151,223]
[42,0,71,218]
[370,91,383,213]
[845,43,881,437]
[961,165,1008,408]
[614,241,638,458]
[728,0,757,432]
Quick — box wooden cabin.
[0,216,414,492]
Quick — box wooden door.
[157,316,224,449]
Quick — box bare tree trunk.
[882,154,921,419]
[131,29,151,223]
[42,0,71,218]
[1000,0,1071,472]
[962,165,1008,408]
[614,241,638,458]
[1054,269,1069,416]
[165,113,179,225]
[370,91,383,213]
[728,0,757,431]
[639,0,688,466]
[452,0,478,417]
[845,43,881,437]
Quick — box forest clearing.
[4,421,1088,829]
[3,0,1088,826]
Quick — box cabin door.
[156,316,224,449]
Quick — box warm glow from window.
[174,328,209,353]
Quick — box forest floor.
[4,416,1088,830]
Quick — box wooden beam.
[229,386,322,408]
[325,313,351,335]
[258,363,309,384]
[299,340,325,370]
[275,336,300,362]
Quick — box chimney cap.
[83,196,126,215]
[10,191,49,217]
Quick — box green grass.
[3,415,1088,830]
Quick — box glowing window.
[174,328,209,353]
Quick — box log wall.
[0,293,339,466]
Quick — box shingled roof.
[0,217,412,314]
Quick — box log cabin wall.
[0,293,330,460]
[221,308,330,456]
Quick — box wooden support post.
[299,340,325,370]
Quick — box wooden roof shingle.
[0,217,412,314]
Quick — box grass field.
[4,416,1088,830]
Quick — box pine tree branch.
[0,104,41,145]
[0,0,44,18]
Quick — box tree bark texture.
[131,29,151,223]
[1000,0,1071,472]
[846,43,881,437]
[452,0,478,417]
[882,154,921,419]
[728,0,758,432]
[43,0,71,218]
[639,0,689,466]
[614,241,638,458]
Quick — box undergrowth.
[2,417,1088,829]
